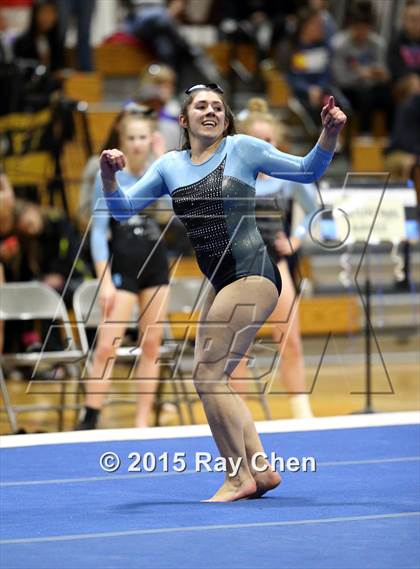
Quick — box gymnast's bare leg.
[232,258,312,418]
[194,276,281,502]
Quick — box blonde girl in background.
[77,105,170,429]
[233,98,320,419]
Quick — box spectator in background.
[135,63,181,150]
[57,0,95,71]
[13,0,64,74]
[0,9,18,114]
[0,195,91,358]
[0,171,15,241]
[270,0,305,55]
[388,0,420,93]
[384,74,420,181]
[15,201,91,306]
[0,9,15,64]
[12,0,65,109]
[331,3,392,135]
[0,172,19,357]
[308,0,337,41]
[0,174,21,360]
[124,0,221,89]
[279,7,348,131]
[219,0,293,61]
[0,172,20,283]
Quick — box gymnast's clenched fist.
[100,149,126,192]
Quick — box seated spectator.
[384,74,420,181]
[12,0,65,110]
[308,0,337,41]
[1,182,91,357]
[388,0,420,90]
[0,174,22,359]
[15,201,91,306]
[0,171,15,238]
[0,171,20,282]
[0,200,92,359]
[279,7,348,131]
[331,3,392,135]
[219,0,289,62]
[0,172,17,355]
[270,0,305,57]
[0,176,91,359]
[123,0,221,88]
[134,63,181,150]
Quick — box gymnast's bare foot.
[249,468,281,499]
[247,456,282,499]
[203,476,257,502]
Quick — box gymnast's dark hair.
[179,88,236,150]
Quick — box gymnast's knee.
[193,361,225,393]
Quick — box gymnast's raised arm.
[239,96,347,183]
[99,149,167,221]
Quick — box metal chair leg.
[154,365,185,426]
[176,369,197,424]
[0,364,19,433]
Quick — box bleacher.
[2,31,416,334]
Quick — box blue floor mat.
[1,423,419,569]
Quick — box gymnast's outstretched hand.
[100,149,126,192]
[320,96,347,136]
[318,96,347,152]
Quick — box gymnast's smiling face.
[180,90,229,145]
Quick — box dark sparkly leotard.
[103,135,333,295]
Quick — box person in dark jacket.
[388,0,420,86]
[280,7,347,130]
[12,0,65,108]
[384,74,420,181]
[15,201,91,305]
[13,0,65,73]
[331,4,392,134]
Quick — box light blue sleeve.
[234,135,334,183]
[90,171,111,263]
[103,157,168,222]
[283,181,320,239]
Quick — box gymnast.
[100,84,346,501]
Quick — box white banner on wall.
[334,196,406,244]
